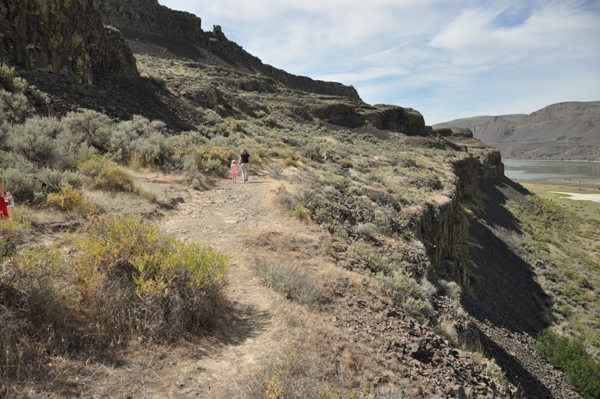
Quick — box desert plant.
[254,258,321,304]
[37,168,88,191]
[9,117,63,167]
[302,143,323,162]
[0,215,229,395]
[535,329,600,399]
[270,164,283,179]
[275,191,296,211]
[1,166,45,204]
[376,270,425,315]
[68,214,229,338]
[292,206,310,220]
[224,117,242,132]
[350,243,393,274]
[46,182,98,215]
[0,90,30,123]
[369,385,407,398]
[0,63,28,93]
[373,208,395,236]
[77,156,135,192]
[62,109,114,152]
[0,207,32,258]
[283,157,297,167]
[356,223,376,238]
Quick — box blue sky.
[159,0,600,125]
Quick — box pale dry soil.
[88,172,340,398]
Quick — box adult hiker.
[238,148,251,183]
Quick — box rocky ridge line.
[92,0,361,100]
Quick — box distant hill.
[434,101,600,160]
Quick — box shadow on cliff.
[474,178,532,234]
[477,329,556,399]
[460,178,555,397]
[462,178,551,336]
[27,70,202,132]
[95,73,203,131]
[120,27,207,61]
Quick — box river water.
[503,160,600,180]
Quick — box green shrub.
[201,108,222,126]
[38,168,88,191]
[535,329,600,399]
[376,270,425,315]
[370,385,407,398]
[302,143,322,162]
[47,182,98,215]
[130,132,169,168]
[373,210,394,236]
[292,206,310,220]
[68,214,229,337]
[270,164,283,179]
[62,109,114,152]
[196,145,234,176]
[78,156,135,192]
[356,223,376,238]
[0,215,229,390]
[9,117,63,167]
[275,191,296,211]
[347,185,363,196]
[0,90,30,123]
[283,157,297,167]
[350,243,393,274]
[224,117,242,132]
[0,207,32,258]
[1,166,44,204]
[254,258,320,304]
[0,63,28,93]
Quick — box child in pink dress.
[230,160,238,183]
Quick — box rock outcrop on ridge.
[92,0,361,100]
[0,0,137,82]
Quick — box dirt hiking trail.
[123,173,324,398]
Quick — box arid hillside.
[434,102,600,160]
[1,1,599,398]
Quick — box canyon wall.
[414,147,504,286]
[434,101,600,160]
[0,0,137,82]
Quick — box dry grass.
[254,258,322,305]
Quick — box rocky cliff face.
[434,101,600,160]
[92,0,360,100]
[0,0,137,82]
[414,146,504,287]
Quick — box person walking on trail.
[230,160,238,183]
[0,177,9,219]
[238,148,251,183]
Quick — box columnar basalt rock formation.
[0,0,137,82]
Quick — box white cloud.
[159,0,600,124]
